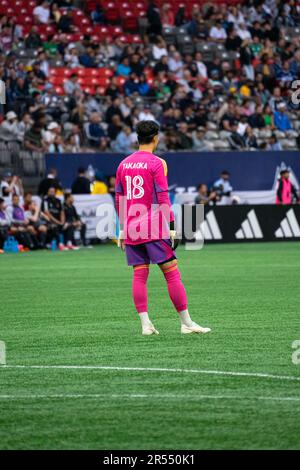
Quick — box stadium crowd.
[1,0,300,155]
[0,165,119,252]
[0,168,86,252]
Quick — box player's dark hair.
[64,192,72,201]
[136,120,159,145]
[0,197,4,205]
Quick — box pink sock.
[161,260,187,312]
[132,265,149,313]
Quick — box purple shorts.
[125,239,176,266]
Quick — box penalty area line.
[0,393,299,402]
[1,364,300,382]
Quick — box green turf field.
[0,242,300,450]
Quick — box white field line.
[0,393,299,402]
[1,364,300,382]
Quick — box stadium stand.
[1,0,300,252]
[0,0,300,181]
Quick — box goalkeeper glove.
[170,221,179,250]
[117,229,125,251]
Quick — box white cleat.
[142,323,159,336]
[181,322,211,335]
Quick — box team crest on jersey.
[123,162,148,169]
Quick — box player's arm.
[153,158,178,248]
[115,166,125,250]
[276,179,283,204]
[291,183,300,203]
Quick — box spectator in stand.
[24,120,48,152]
[124,73,140,96]
[192,127,214,151]
[276,169,300,205]
[64,73,82,96]
[86,112,108,150]
[43,122,66,153]
[244,126,258,150]
[41,186,67,250]
[50,2,62,25]
[63,193,86,248]
[107,114,123,141]
[138,74,151,97]
[58,10,75,33]
[79,46,97,68]
[227,5,245,25]
[130,53,145,77]
[33,1,50,24]
[263,104,275,129]
[91,171,108,195]
[0,173,23,198]
[152,37,168,60]
[168,50,183,77]
[18,113,33,140]
[236,23,252,41]
[71,167,91,195]
[7,194,36,250]
[0,197,9,252]
[176,122,193,150]
[175,5,185,27]
[25,26,43,49]
[113,125,134,153]
[161,4,174,27]
[274,102,292,132]
[267,133,282,151]
[106,97,123,124]
[38,168,63,197]
[147,0,162,36]
[0,111,23,143]
[195,184,218,205]
[64,44,80,68]
[240,39,255,80]
[0,26,13,52]
[138,105,156,122]
[194,52,208,80]
[209,20,227,43]
[24,200,48,249]
[31,61,47,85]
[91,4,106,24]
[213,171,233,198]
[228,121,246,150]
[248,105,266,129]
[269,86,285,112]
[225,27,242,51]
[37,50,50,78]
[23,192,33,211]
[116,57,131,77]
[220,101,238,133]
[154,55,169,76]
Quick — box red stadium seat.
[122,11,138,31]
[83,87,96,95]
[49,76,66,86]
[105,3,119,22]
[54,86,64,95]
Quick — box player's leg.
[125,244,159,335]
[132,264,158,335]
[159,257,211,334]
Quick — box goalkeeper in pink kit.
[115,121,211,336]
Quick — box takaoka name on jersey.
[123,162,148,169]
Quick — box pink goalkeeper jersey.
[115,150,174,245]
